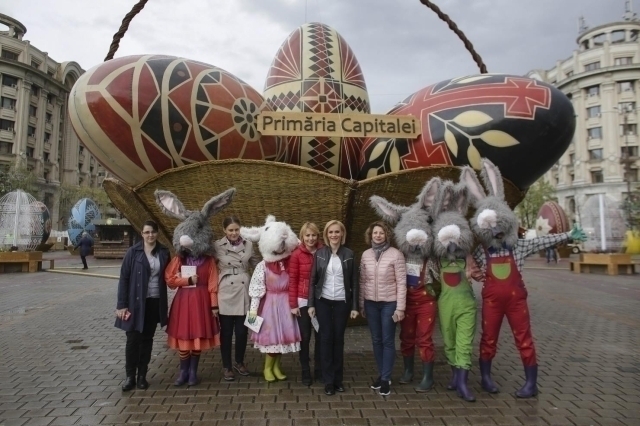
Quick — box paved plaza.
[0,253,638,426]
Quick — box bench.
[0,258,55,273]
[570,253,636,276]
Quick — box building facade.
[528,6,640,224]
[0,13,105,229]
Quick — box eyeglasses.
[142,231,158,235]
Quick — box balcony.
[0,107,16,120]
[30,95,38,105]
[0,129,15,142]
[1,85,17,97]
[27,134,36,146]
[46,102,53,112]
[44,121,52,131]
[28,115,37,126]
[44,142,51,151]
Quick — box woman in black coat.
[114,220,170,391]
[75,232,93,269]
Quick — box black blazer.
[308,245,359,311]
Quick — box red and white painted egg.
[69,55,284,185]
[264,22,370,179]
[536,201,570,236]
[358,74,575,190]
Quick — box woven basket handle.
[103,0,488,73]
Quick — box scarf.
[372,241,390,261]
[265,258,289,275]
[228,236,244,247]
[184,255,207,267]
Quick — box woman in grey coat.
[214,216,261,381]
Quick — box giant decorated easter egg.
[358,74,575,190]
[264,22,370,179]
[536,201,570,236]
[69,55,284,185]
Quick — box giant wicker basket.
[104,159,525,256]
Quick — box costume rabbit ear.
[369,196,410,225]
[240,225,262,242]
[431,180,455,218]
[452,183,470,215]
[480,158,505,200]
[459,166,486,207]
[155,189,189,221]
[417,177,442,210]
[202,188,236,219]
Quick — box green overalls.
[437,257,477,370]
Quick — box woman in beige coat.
[359,221,407,396]
[215,216,261,381]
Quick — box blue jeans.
[364,300,397,381]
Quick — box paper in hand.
[244,314,264,333]
[181,265,197,288]
[311,316,320,332]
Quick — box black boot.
[121,376,136,392]
[515,365,538,398]
[301,369,312,386]
[455,368,476,402]
[188,355,201,386]
[136,367,149,390]
[414,362,434,392]
[399,356,414,384]
[446,366,457,391]
[174,358,190,387]
[479,359,499,393]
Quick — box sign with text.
[256,112,421,138]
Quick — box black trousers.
[315,297,349,385]
[219,314,248,370]
[297,306,321,373]
[80,255,88,269]
[125,298,159,377]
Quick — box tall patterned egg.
[536,201,570,236]
[69,55,284,185]
[264,22,370,180]
[358,74,575,190]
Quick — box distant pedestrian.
[75,232,93,269]
[545,246,558,264]
[114,220,170,391]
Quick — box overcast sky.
[3,0,626,112]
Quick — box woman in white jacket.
[359,221,407,396]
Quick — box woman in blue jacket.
[114,220,170,391]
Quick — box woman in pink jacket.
[359,221,407,396]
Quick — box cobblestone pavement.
[0,255,638,426]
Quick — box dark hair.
[142,220,159,255]
[222,215,242,229]
[364,221,393,245]
[142,220,158,232]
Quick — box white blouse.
[321,254,345,301]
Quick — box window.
[568,198,576,214]
[47,69,55,77]
[2,75,18,87]
[44,132,51,143]
[570,173,575,183]
[569,153,576,164]
[588,127,602,139]
[79,146,84,155]
[585,61,601,72]
[587,106,601,118]
[31,85,40,97]
[589,148,603,160]
[620,123,638,136]
[43,152,50,162]
[0,119,15,131]
[31,59,40,69]
[565,70,574,77]
[611,30,626,43]
[47,94,55,104]
[615,57,633,66]
[587,85,600,97]
[28,105,37,117]
[621,146,639,157]
[28,126,36,137]
[619,102,636,112]
[593,34,606,45]
[591,170,604,183]
[1,50,18,60]
[1,97,16,110]
[90,166,94,173]
[26,147,34,158]
[618,81,635,93]
[632,30,639,41]
[0,142,12,154]
[45,113,52,123]
[78,163,82,172]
